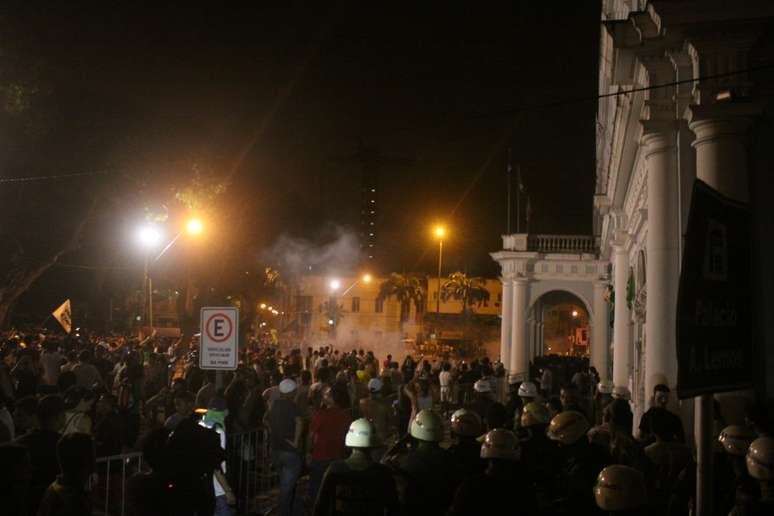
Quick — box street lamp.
[137,226,163,336]
[329,279,341,291]
[186,219,203,235]
[434,227,445,314]
[337,274,372,297]
[135,218,205,336]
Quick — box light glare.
[186,219,203,234]
[138,226,162,248]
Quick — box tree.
[440,272,490,314]
[377,273,426,323]
[320,298,344,336]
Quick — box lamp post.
[136,218,204,336]
[435,227,445,314]
[327,275,371,336]
[137,226,162,335]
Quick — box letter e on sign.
[200,307,238,370]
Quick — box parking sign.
[200,307,239,370]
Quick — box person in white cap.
[265,377,305,516]
[359,378,393,460]
[465,378,495,421]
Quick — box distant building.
[287,274,503,356]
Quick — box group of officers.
[309,383,774,516]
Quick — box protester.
[266,378,305,516]
[307,385,352,506]
[638,384,685,445]
[37,432,95,516]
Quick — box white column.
[613,242,632,390]
[592,281,610,382]
[499,277,513,370]
[509,278,529,382]
[689,105,755,203]
[642,122,680,396]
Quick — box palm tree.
[320,298,345,336]
[377,273,426,323]
[440,272,490,314]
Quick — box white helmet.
[367,378,383,392]
[279,378,297,394]
[345,418,379,448]
[597,380,614,394]
[410,410,443,442]
[473,379,491,393]
[518,381,537,398]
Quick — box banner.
[676,180,752,398]
[52,299,72,334]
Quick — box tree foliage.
[440,272,490,314]
[377,273,426,323]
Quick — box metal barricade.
[227,426,276,514]
[90,451,145,516]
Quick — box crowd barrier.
[226,427,277,514]
[88,428,273,516]
[90,451,145,516]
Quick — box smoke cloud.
[261,225,363,279]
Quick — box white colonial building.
[495,1,774,425]
[595,0,774,421]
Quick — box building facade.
[596,0,774,421]
[289,274,503,356]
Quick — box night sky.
[3,2,600,319]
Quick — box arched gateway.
[491,233,611,383]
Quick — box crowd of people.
[1,328,773,516]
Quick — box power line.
[468,63,774,121]
[0,170,109,183]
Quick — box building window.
[296,295,312,312]
[352,297,360,313]
[375,297,384,313]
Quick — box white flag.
[52,299,72,334]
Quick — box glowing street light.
[138,226,162,248]
[186,219,203,235]
[260,303,266,309]
[330,279,341,291]
[572,310,579,318]
[435,227,445,237]
[362,274,372,283]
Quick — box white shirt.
[439,371,452,389]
